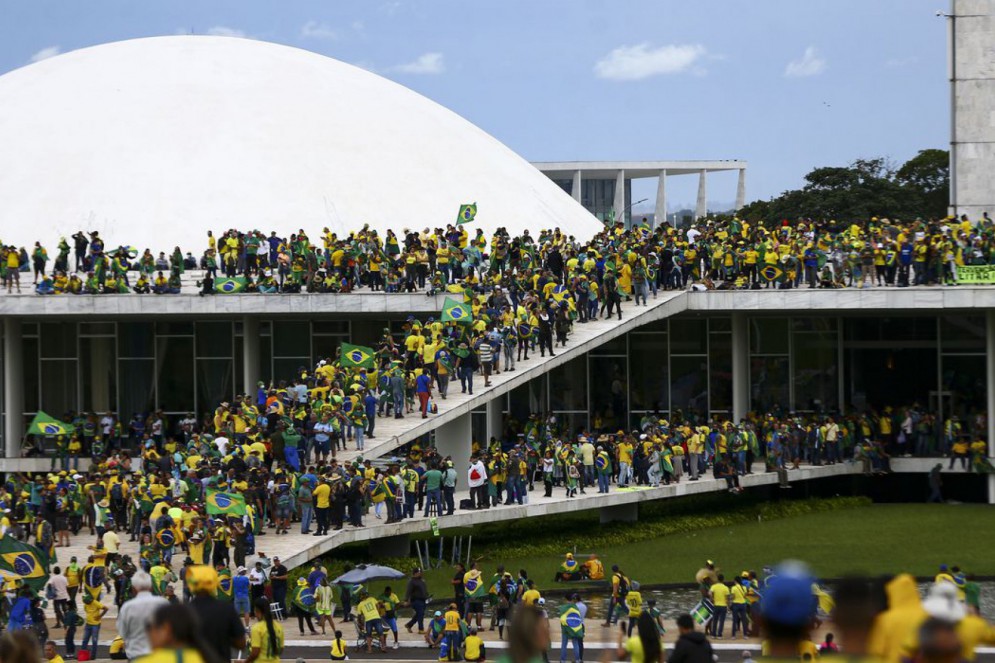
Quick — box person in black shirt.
[452,562,466,617]
[270,557,289,616]
[188,566,246,661]
[403,568,429,633]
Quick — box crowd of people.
[0,549,985,663]
[5,213,995,296]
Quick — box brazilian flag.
[206,489,247,517]
[560,605,585,637]
[155,528,176,549]
[82,562,106,599]
[341,343,375,370]
[292,583,316,611]
[759,264,784,283]
[217,568,233,601]
[441,297,472,324]
[0,536,49,590]
[26,411,74,437]
[214,276,248,294]
[463,572,487,599]
[456,202,477,226]
[517,323,533,339]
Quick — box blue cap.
[939,564,948,571]
[760,564,816,627]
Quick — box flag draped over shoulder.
[441,297,472,324]
[217,568,233,601]
[26,411,74,437]
[206,490,247,517]
[456,203,477,225]
[214,276,248,294]
[82,561,106,599]
[340,343,375,370]
[0,536,48,590]
[559,605,585,637]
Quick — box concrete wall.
[952,0,995,218]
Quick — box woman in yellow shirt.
[137,603,215,663]
[247,598,285,663]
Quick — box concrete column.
[613,169,626,224]
[732,313,749,423]
[987,310,995,503]
[3,318,24,458]
[435,412,473,489]
[736,168,747,211]
[485,397,503,444]
[599,502,638,524]
[572,170,582,204]
[243,316,260,395]
[654,170,668,228]
[695,169,708,219]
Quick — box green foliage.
[461,496,870,561]
[739,150,949,222]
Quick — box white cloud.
[205,26,247,38]
[29,46,60,63]
[301,20,338,40]
[785,46,826,78]
[594,43,707,81]
[351,20,365,34]
[391,52,445,75]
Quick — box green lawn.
[382,504,995,598]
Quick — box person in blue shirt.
[898,240,913,287]
[233,566,252,627]
[364,390,378,439]
[415,372,433,419]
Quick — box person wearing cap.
[426,610,447,648]
[233,566,252,628]
[757,563,819,660]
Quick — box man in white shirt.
[117,571,168,661]
[467,455,488,510]
[47,567,70,628]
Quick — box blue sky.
[0,0,947,210]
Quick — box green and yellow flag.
[214,276,248,294]
[26,411,74,437]
[0,536,49,590]
[760,264,784,283]
[205,489,247,517]
[341,343,376,370]
[441,296,472,324]
[456,203,477,226]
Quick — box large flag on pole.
[0,536,49,590]
[206,490,247,517]
[26,411,74,437]
[441,297,472,324]
[340,343,376,370]
[456,203,477,226]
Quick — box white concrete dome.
[0,36,601,252]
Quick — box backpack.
[111,483,123,502]
[277,493,292,509]
[615,572,629,596]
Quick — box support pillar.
[599,502,638,524]
[654,169,668,228]
[485,397,503,444]
[735,168,747,212]
[368,533,411,558]
[3,318,23,458]
[986,311,995,503]
[613,169,626,225]
[435,412,473,486]
[572,170,582,204]
[732,313,749,423]
[695,169,708,219]
[243,316,260,397]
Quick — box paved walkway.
[334,289,686,463]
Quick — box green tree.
[895,149,949,218]
[737,150,949,222]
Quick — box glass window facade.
[6,312,995,450]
